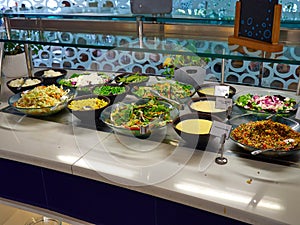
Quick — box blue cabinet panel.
[42,169,156,225]
[0,158,249,225]
[155,198,249,225]
[0,158,47,208]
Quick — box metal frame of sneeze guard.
[1,5,300,97]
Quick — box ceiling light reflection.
[175,182,251,204]
[57,155,78,164]
[174,182,283,211]
[57,154,137,178]
[91,162,137,178]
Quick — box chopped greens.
[93,85,126,96]
[132,81,193,100]
[117,73,148,84]
[110,99,174,130]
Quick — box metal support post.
[24,44,33,77]
[215,133,228,165]
[136,16,143,48]
[220,49,226,84]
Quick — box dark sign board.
[228,0,283,52]
[239,0,278,43]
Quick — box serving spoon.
[251,138,295,155]
[251,148,277,155]
[16,77,30,91]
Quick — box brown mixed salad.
[230,120,300,151]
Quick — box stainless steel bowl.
[8,86,75,117]
[100,98,179,139]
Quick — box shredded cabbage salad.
[14,85,68,108]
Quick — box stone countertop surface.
[1,73,300,225]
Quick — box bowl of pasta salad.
[67,94,110,123]
[8,85,76,116]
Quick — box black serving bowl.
[34,68,67,85]
[172,112,223,149]
[57,72,112,89]
[6,77,43,93]
[67,95,110,123]
[92,83,130,104]
[197,83,236,98]
[114,72,150,88]
[188,96,229,119]
[57,72,113,96]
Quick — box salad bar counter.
[1,71,300,224]
[3,71,300,163]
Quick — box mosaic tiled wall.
[31,35,300,91]
[1,0,299,90]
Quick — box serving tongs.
[150,89,184,110]
[139,113,164,135]
[50,89,72,111]
[112,73,132,86]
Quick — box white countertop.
[1,76,300,225]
